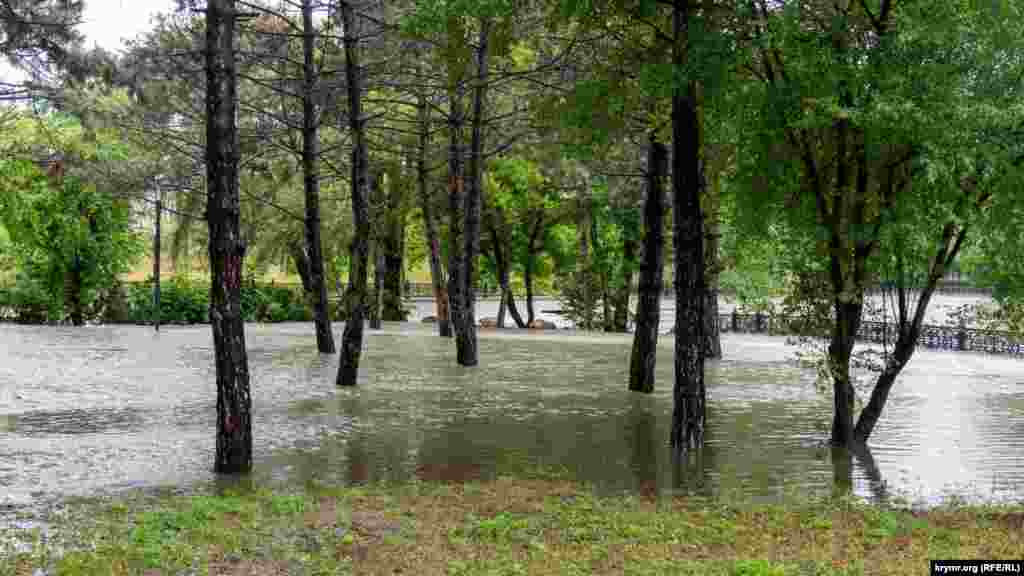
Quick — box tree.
[0,0,83,101]
[740,0,1024,446]
[336,0,371,386]
[299,0,337,353]
[629,139,667,393]
[669,0,706,451]
[0,112,144,325]
[205,0,253,473]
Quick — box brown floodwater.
[1,304,1022,538]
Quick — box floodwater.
[1,303,1023,534]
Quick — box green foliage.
[0,160,144,324]
[123,277,312,325]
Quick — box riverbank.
[3,472,1023,576]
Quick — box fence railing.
[718,312,1024,357]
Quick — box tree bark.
[153,182,161,332]
[457,18,491,367]
[290,240,313,293]
[447,81,465,343]
[611,234,636,333]
[301,0,335,353]
[853,224,967,443]
[576,191,594,330]
[205,0,252,473]
[525,213,543,325]
[629,139,667,393]
[670,3,706,452]
[337,0,370,387]
[487,215,526,328]
[415,96,451,337]
[381,176,406,321]
[370,171,384,330]
[702,174,721,358]
[67,260,84,326]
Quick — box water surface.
[2,317,1022,533]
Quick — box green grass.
[2,475,1022,576]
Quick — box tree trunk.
[576,191,593,330]
[153,183,161,332]
[301,0,335,353]
[205,0,252,473]
[337,0,370,387]
[290,240,313,294]
[447,81,465,343]
[67,261,84,326]
[828,299,862,447]
[524,213,543,325]
[381,177,406,321]
[487,217,525,328]
[853,224,967,443]
[670,4,706,452]
[370,171,385,330]
[629,139,667,393]
[457,18,491,367]
[702,174,721,358]
[611,234,636,333]
[415,96,451,337]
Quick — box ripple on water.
[2,322,1024,530]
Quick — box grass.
[3,472,1023,576]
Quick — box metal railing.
[719,312,1023,357]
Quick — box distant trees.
[0,113,143,325]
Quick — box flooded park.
[3,294,1024,541]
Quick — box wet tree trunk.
[853,224,967,443]
[337,0,370,387]
[370,171,385,330]
[153,183,161,332]
[381,177,406,321]
[610,234,636,333]
[67,260,84,326]
[301,0,335,353]
[702,175,721,358]
[670,4,706,452]
[415,97,451,337]
[525,213,543,325]
[487,217,526,328]
[447,82,465,344]
[576,191,594,330]
[290,240,313,294]
[629,139,667,393]
[205,0,252,473]
[456,18,491,367]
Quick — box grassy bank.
[3,474,1023,576]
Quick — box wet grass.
[2,472,1023,576]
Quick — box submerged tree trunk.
[67,261,84,326]
[525,213,543,325]
[576,191,594,330]
[370,171,385,330]
[670,4,706,452]
[629,139,667,393]
[381,177,406,321]
[447,81,465,343]
[205,0,252,473]
[415,97,451,337]
[301,0,335,353]
[611,234,636,333]
[488,217,526,328]
[853,224,967,443]
[337,0,369,387]
[702,173,721,358]
[456,18,492,367]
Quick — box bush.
[126,277,210,324]
[1,275,52,323]
[122,278,313,325]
